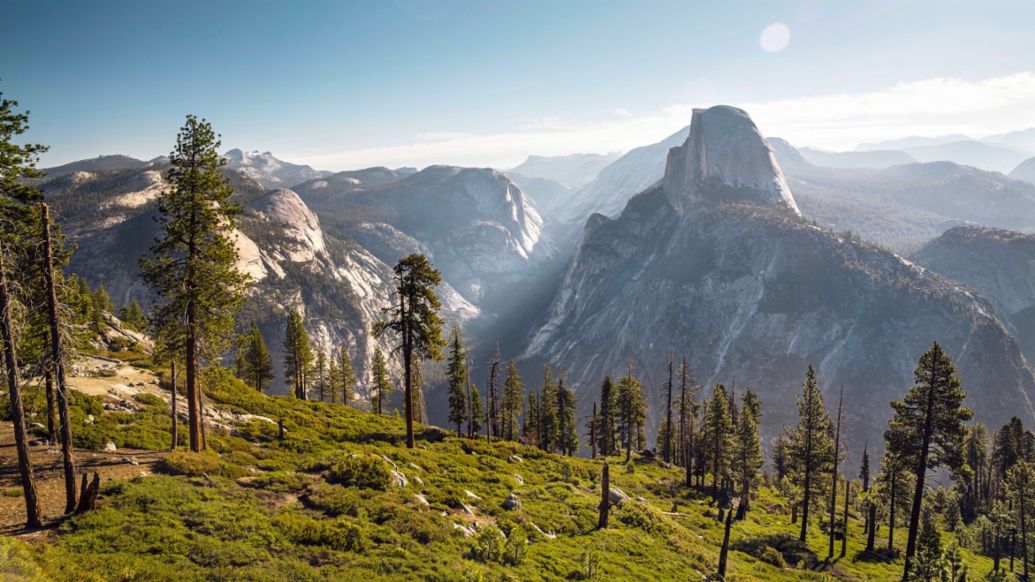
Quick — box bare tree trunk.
[841,478,850,558]
[590,401,597,459]
[199,372,207,451]
[663,357,672,463]
[44,365,57,445]
[598,462,610,529]
[0,245,43,529]
[41,204,77,513]
[170,361,178,450]
[828,386,843,560]
[718,505,734,579]
[185,333,201,452]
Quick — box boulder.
[103,441,117,452]
[608,487,631,505]
[502,493,522,510]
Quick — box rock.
[635,496,648,503]
[458,502,476,515]
[502,493,522,510]
[407,462,422,472]
[464,489,482,501]
[103,441,117,452]
[608,487,631,505]
[508,455,523,464]
[639,449,655,461]
[529,522,557,540]
[414,494,429,507]
[412,475,424,487]
[121,456,139,466]
[766,503,785,515]
[452,522,476,537]
[29,422,46,431]
[86,414,95,424]
[512,473,525,486]
[390,470,408,488]
[29,439,47,446]
[379,455,399,470]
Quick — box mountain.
[855,134,972,151]
[37,162,475,394]
[504,172,571,214]
[797,146,916,169]
[1012,157,1035,184]
[983,127,1035,154]
[224,148,332,190]
[528,105,1035,450]
[557,125,690,223]
[294,165,554,307]
[899,140,1028,174]
[290,166,415,197]
[913,226,1035,361]
[41,154,155,179]
[509,152,620,189]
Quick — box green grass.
[7,366,998,581]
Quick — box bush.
[133,393,164,407]
[473,526,504,563]
[157,451,242,478]
[503,526,527,565]
[760,545,786,568]
[274,512,368,552]
[327,456,392,491]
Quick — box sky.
[3,0,1035,170]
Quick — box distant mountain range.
[508,152,620,189]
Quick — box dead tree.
[41,203,78,513]
[74,472,101,514]
[827,385,844,560]
[718,500,735,579]
[0,244,43,529]
[598,462,610,529]
[170,361,178,450]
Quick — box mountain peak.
[661,105,800,216]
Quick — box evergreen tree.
[373,254,446,449]
[877,449,914,554]
[315,350,327,402]
[523,389,541,445]
[501,360,524,441]
[772,429,789,481]
[787,365,835,542]
[663,358,674,463]
[487,345,500,441]
[467,376,482,438]
[617,365,647,463]
[140,115,249,452]
[962,422,990,521]
[733,388,763,518]
[539,365,558,451]
[909,505,942,581]
[861,445,877,552]
[1006,460,1035,579]
[370,347,391,414]
[118,299,146,330]
[283,310,313,399]
[885,342,972,579]
[328,353,340,404]
[339,347,355,406]
[597,376,617,457]
[828,385,845,560]
[446,325,468,435]
[703,383,735,501]
[556,376,578,455]
[243,322,273,392]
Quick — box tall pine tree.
[556,376,578,455]
[370,347,391,414]
[787,365,835,542]
[446,325,468,435]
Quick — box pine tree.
[787,365,835,542]
[523,389,541,445]
[828,385,845,560]
[243,322,273,392]
[140,115,249,452]
[885,342,972,579]
[487,345,500,441]
[283,310,313,399]
[467,376,482,438]
[877,449,913,554]
[370,347,391,415]
[446,325,468,436]
[861,445,877,552]
[909,505,942,581]
[556,376,578,455]
[315,350,327,402]
[501,360,524,441]
[703,383,734,502]
[733,388,762,519]
[339,347,355,406]
[597,376,617,457]
[663,358,674,463]
[617,365,647,463]
[962,422,990,521]
[1006,460,1035,579]
[373,254,445,449]
[539,365,558,451]
[119,299,146,330]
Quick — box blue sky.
[4,0,1035,169]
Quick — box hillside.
[0,350,995,581]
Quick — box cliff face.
[529,106,1035,448]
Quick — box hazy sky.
[4,0,1035,169]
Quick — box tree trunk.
[198,374,207,451]
[841,479,850,558]
[888,470,897,552]
[828,387,843,560]
[0,246,43,529]
[591,402,597,459]
[866,500,877,552]
[170,361,178,450]
[401,279,414,449]
[44,365,57,445]
[41,204,78,513]
[663,359,672,464]
[902,371,937,581]
[598,462,610,529]
[718,505,733,579]
[800,467,812,542]
[1022,469,1029,580]
[185,332,201,452]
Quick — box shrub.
[473,526,504,563]
[274,512,367,552]
[760,545,786,568]
[133,392,164,407]
[327,456,392,491]
[502,526,527,565]
[157,451,241,478]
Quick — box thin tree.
[315,350,327,401]
[283,310,313,399]
[243,322,272,392]
[487,344,500,441]
[373,254,445,449]
[446,325,467,436]
[1007,460,1035,579]
[734,388,762,519]
[556,375,578,455]
[370,347,391,414]
[828,384,845,560]
[788,365,835,542]
[589,401,598,458]
[597,376,617,457]
[501,359,524,441]
[841,477,851,558]
[539,365,558,451]
[40,204,78,512]
[467,375,482,439]
[599,461,610,529]
[339,346,355,405]
[861,445,877,552]
[663,356,674,464]
[0,243,42,528]
[140,115,249,452]
[885,342,972,579]
[617,364,646,463]
[703,384,734,502]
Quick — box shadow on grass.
[733,533,819,569]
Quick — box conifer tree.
[141,115,249,452]
[597,376,617,457]
[524,389,541,445]
[283,310,313,399]
[733,388,762,518]
[373,254,445,448]
[243,322,273,392]
[446,325,468,436]
[539,365,558,451]
[877,449,913,553]
[487,345,500,441]
[328,353,340,403]
[885,342,972,579]
[828,385,845,560]
[861,445,877,552]
[1006,460,1035,579]
[617,365,647,463]
[467,376,482,438]
[909,505,942,581]
[370,347,391,414]
[663,358,674,464]
[315,350,327,401]
[589,401,598,458]
[787,365,835,542]
[118,299,146,330]
[501,359,524,441]
[556,376,578,455]
[703,383,734,501]
[339,346,355,406]
[962,423,990,521]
